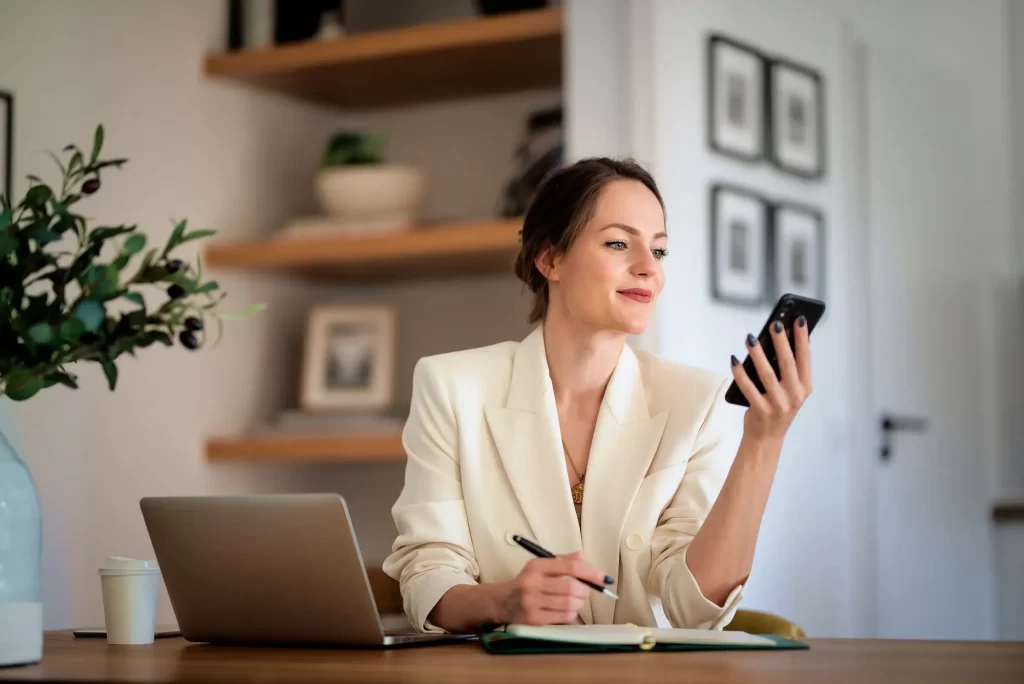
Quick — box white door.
[863,42,995,639]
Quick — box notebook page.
[505,624,647,645]
[648,628,776,645]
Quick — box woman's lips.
[617,289,652,303]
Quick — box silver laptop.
[139,493,465,647]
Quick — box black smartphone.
[724,293,826,407]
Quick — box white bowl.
[315,164,425,224]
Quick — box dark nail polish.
[797,315,807,328]
[604,575,614,585]
[746,333,757,347]
[730,355,740,366]
[773,321,783,334]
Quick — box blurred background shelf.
[203,7,563,109]
[205,432,406,463]
[204,217,522,280]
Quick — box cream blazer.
[382,325,745,633]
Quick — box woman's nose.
[631,249,658,277]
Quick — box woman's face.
[540,179,667,336]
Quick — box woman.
[382,158,813,634]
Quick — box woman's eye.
[605,240,627,251]
[653,248,669,260]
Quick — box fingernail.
[730,355,740,366]
[746,333,757,347]
[773,321,783,334]
[604,575,614,585]
[797,315,807,328]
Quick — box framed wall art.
[707,34,766,163]
[770,201,825,300]
[710,183,771,306]
[300,304,397,412]
[0,91,12,202]
[767,57,826,179]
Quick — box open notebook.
[481,624,808,654]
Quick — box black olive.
[179,330,199,350]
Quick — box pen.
[512,534,619,600]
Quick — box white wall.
[566,0,1013,637]
[0,0,542,630]
[1003,0,1024,497]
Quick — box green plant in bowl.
[321,132,386,168]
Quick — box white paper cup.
[98,557,161,645]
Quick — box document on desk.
[481,624,808,654]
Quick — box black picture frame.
[707,34,768,163]
[767,57,826,180]
[0,91,11,203]
[710,182,771,307]
[769,200,826,300]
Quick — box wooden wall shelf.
[205,432,406,464]
[204,217,521,281]
[203,8,563,109]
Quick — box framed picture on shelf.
[1,91,12,202]
[707,34,766,162]
[300,305,397,412]
[710,183,770,306]
[771,201,825,300]
[768,58,825,179]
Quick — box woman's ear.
[534,245,560,283]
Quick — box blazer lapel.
[581,342,668,625]
[484,326,583,559]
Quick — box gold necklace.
[561,438,586,505]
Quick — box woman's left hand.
[730,315,813,442]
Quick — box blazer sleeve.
[381,357,480,633]
[648,378,745,629]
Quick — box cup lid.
[101,556,159,571]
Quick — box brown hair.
[513,157,665,323]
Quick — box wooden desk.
[1,631,1021,684]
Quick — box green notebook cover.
[480,631,808,655]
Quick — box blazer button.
[505,531,519,546]
[626,533,644,551]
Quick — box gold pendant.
[571,481,585,505]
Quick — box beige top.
[383,324,746,632]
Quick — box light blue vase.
[0,429,43,667]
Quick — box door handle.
[879,413,928,462]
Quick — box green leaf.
[68,243,102,281]
[220,302,267,320]
[6,376,44,401]
[177,229,216,246]
[0,206,11,231]
[27,323,53,345]
[163,219,187,256]
[91,125,104,165]
[149,331,173,347]
[122,291,144,307]
[68,151,84,175]
[100,356,117,391]
[196,280,219,294]
[0,232,15,259]
[52,371,78,389]
[123,233,146,255]
[169,273,198,292]
[89,225,135,242]
[59,317,85,342]
[24,184,53,207]
[74,299,105,332]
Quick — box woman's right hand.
[497,552,612,625]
